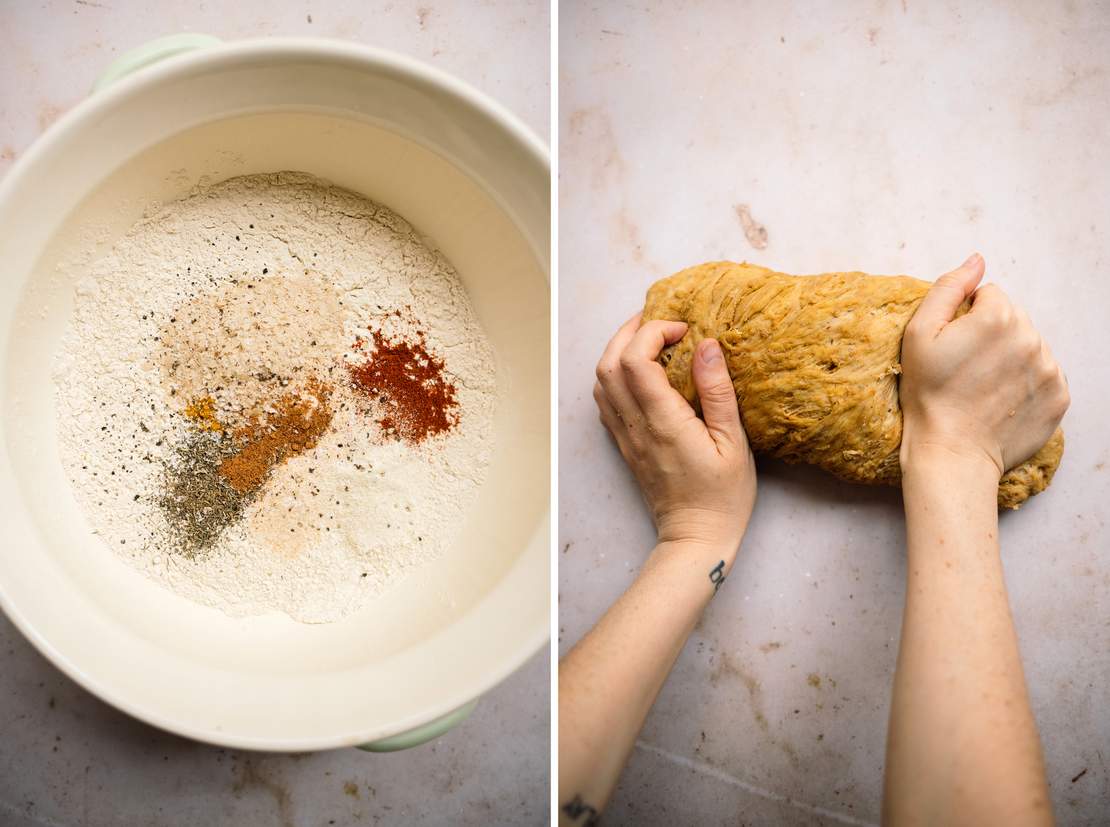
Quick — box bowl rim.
[0,37,551,751]
[0,36,551,215]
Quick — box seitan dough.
[642,261,1063,510]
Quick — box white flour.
[55,172,497,623]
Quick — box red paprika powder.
[347,328,459,444]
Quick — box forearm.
[558,540,732,823]
[884,450,1052,825]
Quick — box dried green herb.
[158,429,251,557]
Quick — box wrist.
[655,507,747,564]
[900,439,1001,502]
[646,538,738,596]
[900,421,1003,482]
[652,536,739,562]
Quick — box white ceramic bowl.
[0,38,549,750]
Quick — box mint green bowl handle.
[356,699,479,752]
[92,33,222,93]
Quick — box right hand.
[594,314,756,559]
[899,253,1069,477]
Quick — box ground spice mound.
[159,430,246,556]
[347,329,459,444]
[219,380,334,493]
[183,396,224,432]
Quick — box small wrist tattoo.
[709,560,726,593]
[562,795,600,825]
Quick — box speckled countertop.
[559,2,1109,825]
[0,2,549,826]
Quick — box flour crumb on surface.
[55,172,497,623]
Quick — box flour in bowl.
[55,172,498,623]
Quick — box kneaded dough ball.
[642,261,1063,510]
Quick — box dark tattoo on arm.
[562,794,601,825]
[709,560,726,593]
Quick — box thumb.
[913,253,986,337]
[692,338,744,450]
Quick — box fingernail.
[699,338,723,365]
[962,252,982,268]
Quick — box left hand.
[593,314,757,559]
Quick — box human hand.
[593,314,756,558]
[899,253,1069,478]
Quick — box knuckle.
[618,351,640,375]
[981,307,1008,331]
[1039,358,1060,382]
[973,285,998,305]
[595,359,615,383]
[703,381,736,405]
[904,320,930,347]
[623,426,646,454]
[1056,385,1072,416]
[646,419,678,444]
[1021,334,1041,359]
[982,283,1008,301]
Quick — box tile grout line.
[633,740,879,827]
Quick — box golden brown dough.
[642,261,1063,510]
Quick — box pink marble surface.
[0,2,549,826]
[559,2,1110,825]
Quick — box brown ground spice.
[218,380,333,493]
